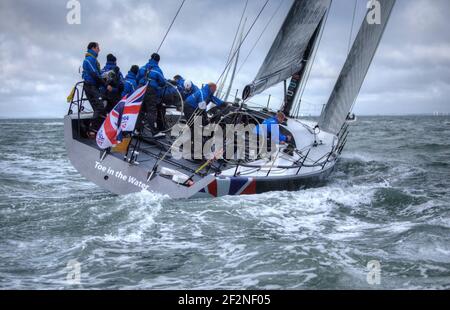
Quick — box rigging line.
[223,0,248,74]
[185,109,259,182]
[151,108,205,174]
[224,18,247,102]
[145,84,203,178]
[216,0,271,85]
[217,58,232,99]
[217,0,248,94]
[236,0,285,75]
[347,0,358,55]
[156,0,186,53]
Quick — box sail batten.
[243,0,331,100]
[319,0,396,134]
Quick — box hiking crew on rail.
[80,43,231,139]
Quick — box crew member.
[122,65,139,98]
[163,75,199,111]
[172,75,199,99]
[184,82,225,124]
[255,112,292,151]
[101,54,124,112]
[82,42,111,137]
[140,53,168,136]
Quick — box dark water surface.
[0,116,449,289]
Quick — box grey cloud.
[0,0,449,118]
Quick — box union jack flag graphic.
[96,84,147,149]
[199,177,257,197]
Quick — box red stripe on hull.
[208,180,218,197]
[240,179,256,195]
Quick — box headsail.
[242,0,331,100]
[319,0,396,134]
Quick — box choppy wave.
[0,117,449,289]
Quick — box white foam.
[210,182,388,242]
[102,190,168,243]
[43,122,63,126]
[339,152,381,162]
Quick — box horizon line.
[1,113,449,120]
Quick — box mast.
[282,15,326,116]
[217,2,248,99]
[224,19,246,102]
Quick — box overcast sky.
[0,0,449,118]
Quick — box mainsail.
[242,0,331,100]
[282,14,326,116]
[319,0,396,134]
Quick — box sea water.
[0,116,449,289]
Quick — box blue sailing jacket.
[255,116,287,144]
[185,84,224,109]
[165,78,200,100]
[137,59,166,96]
[178,78,199,99]
[82,49,102,86]
[101,61,124,94]
[121,71,138,98]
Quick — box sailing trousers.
[84,83,105,131]
[142,87,161,133]
[142,87,176,133]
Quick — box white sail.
[319,0,396,134]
